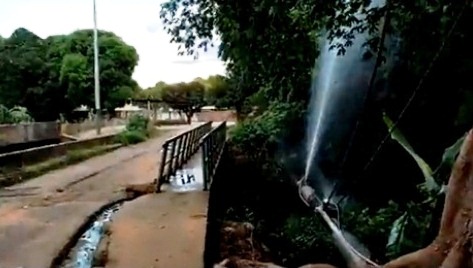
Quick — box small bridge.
[157,121,227,192]
[105,121,228,268]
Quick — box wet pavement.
[167,149,204,192]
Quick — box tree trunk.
[185,112,193,124]
[337,129,473,268]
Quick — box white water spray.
[301,0,387,266]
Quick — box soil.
[0,125,194,268]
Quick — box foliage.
[382,115,467,259]
[0,28,140,121]
[161,81,206,123]
[229,102,304,162]
[115,130,147,145]
[115,114,151,145]
[0,104,33,124]
[136,75,235,114]
[203,75,234,108]
[158,0,473,264]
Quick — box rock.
[124,183,156,198]
[56,187,64,192]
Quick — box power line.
[361,0,470,174]
[328,1,392,202]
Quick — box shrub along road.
[0,124,196,268]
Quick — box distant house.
[115,103,143,119]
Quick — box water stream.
[302,0,387,266]
[60,203,122,268]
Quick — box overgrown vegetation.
[0,105,33,124]
[160,0,472,266]
[115,114,154,145]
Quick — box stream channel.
[60,203,122,268]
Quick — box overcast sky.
[0,0,226,88]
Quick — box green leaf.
[440,134,466,169]
[383,113,439,192]
[386,212,408,255]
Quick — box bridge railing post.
[200,121,227,191]
[167,140,177,180]
[156,141,169,192]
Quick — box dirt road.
[0,125,194,268]
[106,192,208,268]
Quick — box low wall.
[0,134,118,169]
[0,122,61,147]
[61,118,125,136]
[195,110,237,123]
[154,119,188,126]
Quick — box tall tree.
[161,81,205,123]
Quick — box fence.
[156,122,212,192]
[201,122,227,190]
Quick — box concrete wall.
[195,110,237,123]
[0,134,118,168]
[0,122,61,147]
[61,118,126,136]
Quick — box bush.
[115,114,151,145]
[0,105,33,124]
[126,114,150,134]
[115,130,147,145]
[229,102,305,162]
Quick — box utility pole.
[93,0,102,135]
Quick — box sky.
[0,0,226,88]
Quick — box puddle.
[169,169,203,192]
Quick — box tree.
[61,29,140,113]
[204,75,232,108]
[160,0,473,267]
[161,81,205,123]
[0,28,52,120]
[136,81,168,99]
[0,28,140,121]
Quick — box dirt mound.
[124,182,156,198]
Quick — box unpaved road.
[0,125,196,268]
[106,192,208,268]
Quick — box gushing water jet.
[298,0,393,266]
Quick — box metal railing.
[201,122,227,190]
[157,122,212,192]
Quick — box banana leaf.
[383,114,439,192]
[439,134,466,169]
[386,212,408,256]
